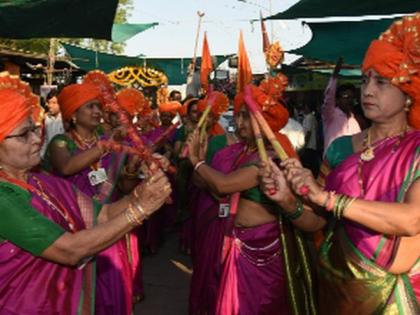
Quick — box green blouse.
[0,182,65,256]
[325,136,354,169]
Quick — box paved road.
[135,232,192,315]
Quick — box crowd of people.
[0,13,419,315]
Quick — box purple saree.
[320,131,420,314]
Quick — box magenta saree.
[47,133,138,315]
[0,172,99,314]
[321,131,420,314]
[189,142,244,315]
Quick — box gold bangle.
[133,201,149,220]
[341,197,356,219]
[125,208,137,227]
[127,203,144,225]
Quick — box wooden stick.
[244,85,309,195]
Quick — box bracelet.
[194,160,206,172]
[285,198,304,220]
[132,201,149,220]
[127,203,144,225]
[125,207,139,226]
[332,194,356,219]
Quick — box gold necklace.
[360,128,375,162]
[358,124,409,196]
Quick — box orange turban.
[234,85,289,132]
[197,91,229,120]
[234,84,296,158]
[58,83,101,121]
[116,88,150,116]
[158,101,182,115]
[362,13,420,128]
[179,98,199,117]
[0,72,39,142]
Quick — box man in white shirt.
[41,90,64,157]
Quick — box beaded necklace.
[0,172,77,232]
[69,129,102,171]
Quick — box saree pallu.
[320,131,420,314]
[216,222,289,315]
[0,173,98,315]
[189,143,244,315]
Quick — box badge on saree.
[88,168,108,186]
[219,198,230,218]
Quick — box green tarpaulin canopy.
[111,23,158,43]
[62,43,230,85]
[0,0,118,39]
[289,19,395,65]
[268,0,418,19]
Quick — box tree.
[0,0,134,55]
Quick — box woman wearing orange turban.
[47,81,146,315]
[185,82,315,315]
[0,72,171,313]
[261,14,420,314]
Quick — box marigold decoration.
[259,73,288,102]
[265,42,284,69]
[108,66,168,88]
[116,88,150,117]
[0,72,40,142]
[362,13,420,129]
[156,86,169,106]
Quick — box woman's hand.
[186,129,200,166]
[152,153,170,171]
[259,159,296,206]
[198,133,208,162]
[282,158,327,206]
[132,169,172,217]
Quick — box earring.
[404,97,412,112]
[72,117,77,124]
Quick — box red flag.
[260,11,270,53]
[200,32,213,92]
[237,31,253,93]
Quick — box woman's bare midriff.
[388,233,420,274]
[234,198,277,228]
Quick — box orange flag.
[237,31,253,93]
[200,32,213,92]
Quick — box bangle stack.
[284,198,304,220]
[132,201,149,220]
[332,194,356,219]
[125,201,149,226]
[194,160,206,172]
[125,203,143,226]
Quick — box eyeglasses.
[4,124,42,143]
